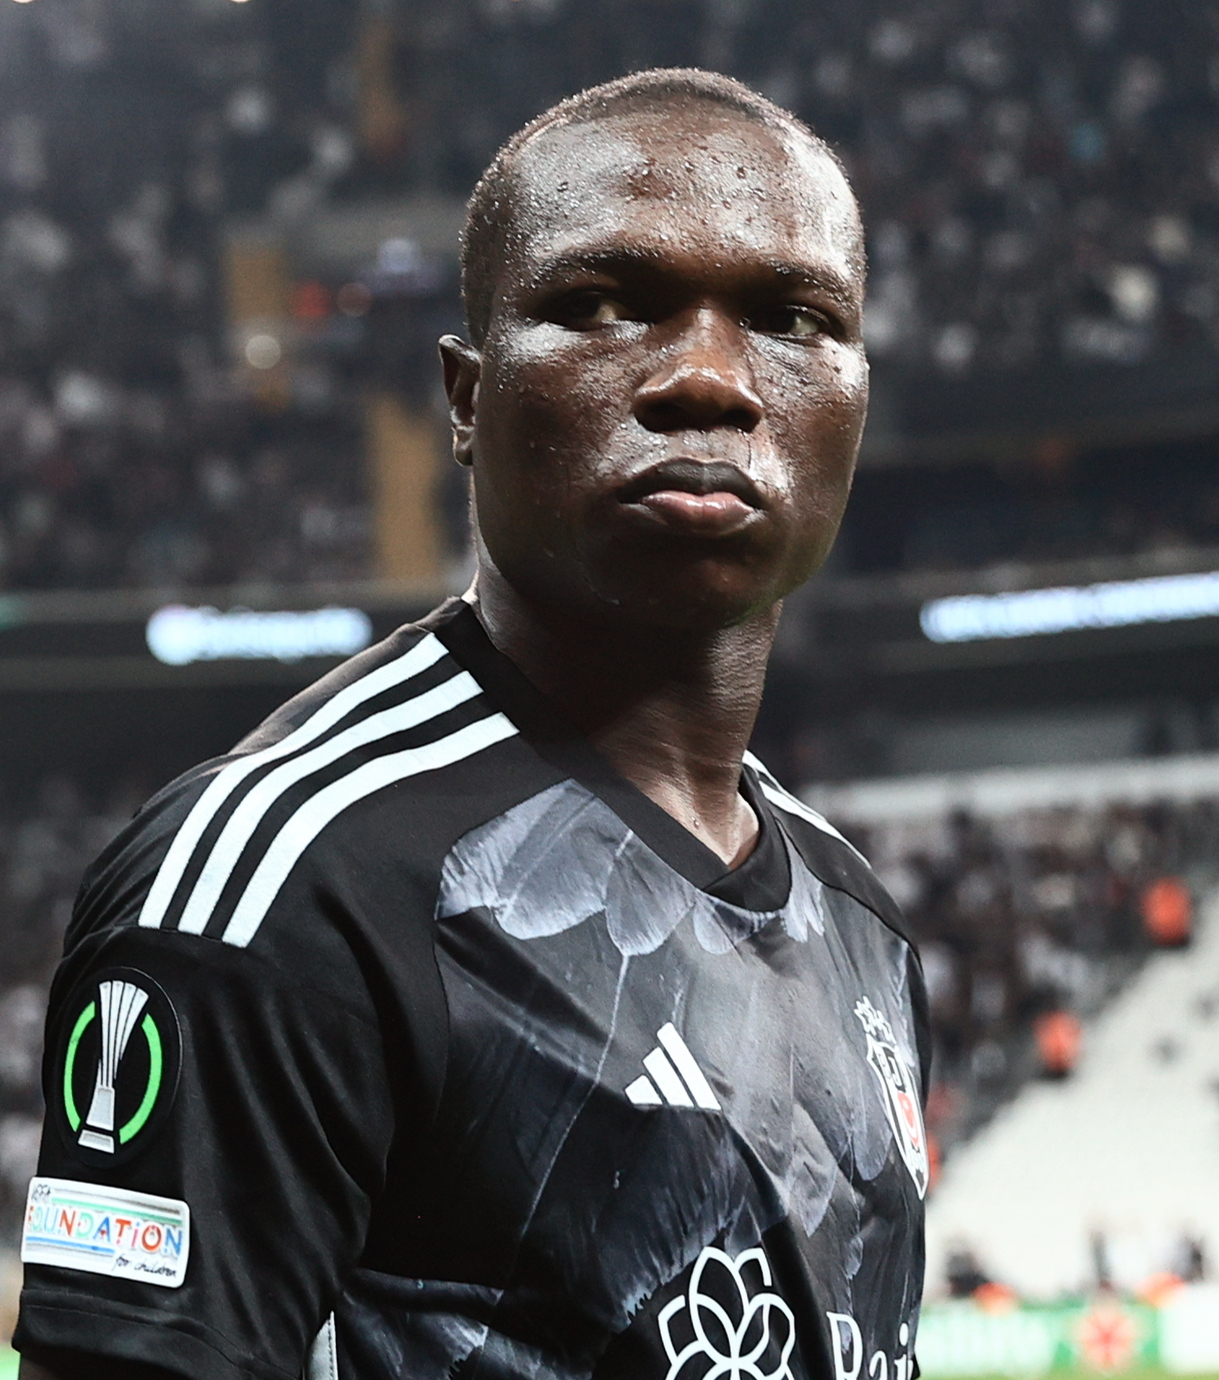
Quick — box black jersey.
[17,599,930,1380]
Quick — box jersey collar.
[426,598,792,913]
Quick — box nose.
[632,309,764,434]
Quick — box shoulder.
[744,751,919,953]
[70,611,529,963]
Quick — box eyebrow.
[525,247,861,309]
[763,260,861,309]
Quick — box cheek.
[475,340,623,517]
[772,352,867,474]
[766,374,866,549]
[483,329,629,440]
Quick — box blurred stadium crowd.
[843,800,1216,1162]
[0,0,1216,589]
[838,436,1219,577]
[0,0,380,592]
[0,774,1211,1249]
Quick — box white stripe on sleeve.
[221,713,518,948]
[175,670,482,935]
[139,634,447,930]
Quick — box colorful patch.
[52,968,181,1165]
[22,1176,189,1288]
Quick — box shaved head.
[460,68,864,348]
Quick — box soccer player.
[16,69,929,1380]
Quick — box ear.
[439,335,481,467]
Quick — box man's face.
[448,103,869,631]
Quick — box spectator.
[1140,874,1192,945]
[1034,1008,1083,1076]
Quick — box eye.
[750,305,833,340]
[555,289,636,329]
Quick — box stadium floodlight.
[146,606,373,665]
[920,570,1219,644]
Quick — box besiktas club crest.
[52,968,181,1166]
[854,996,929,1198]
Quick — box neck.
[470,566,778,868]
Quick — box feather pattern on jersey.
[436,779,826,954]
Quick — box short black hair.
[460,67,853,348]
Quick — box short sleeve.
[15,920,395,1380]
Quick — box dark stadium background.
[1,0,1218,1367]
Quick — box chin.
[493,537,816,635]
[584,570,786,634]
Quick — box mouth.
[616,460,765,535]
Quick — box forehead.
[505,105,863,295]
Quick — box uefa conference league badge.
[52,968,182,1166]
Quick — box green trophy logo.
[56,969,180,1164]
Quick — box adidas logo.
[625,1023,721,1111]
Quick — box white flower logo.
[658,1245,796,1380]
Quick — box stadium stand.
[810,756,1219,1296]
[838,437,1219,578]
[0,0,1217,591]
[832,800,1215,1149]
[0,0,384,592]
[923,879,1219,1298]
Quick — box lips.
[617,459,764,509]
[616,459,765,536]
